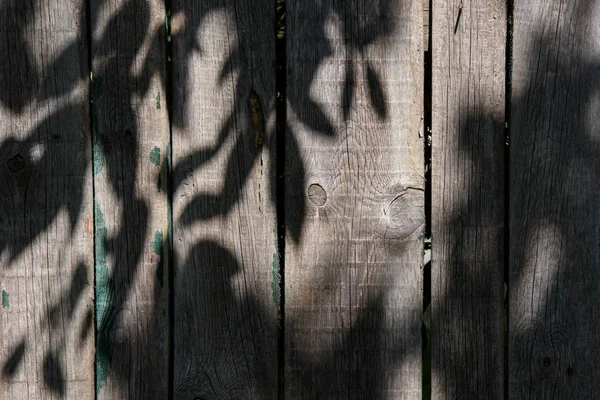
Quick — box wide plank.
[509,1,600,397]
[431,0,506,398]
[285,0,424,397]
[170,0,279,398]
[0,0,94,398]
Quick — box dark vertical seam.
[504,0,514,399]
[163,0,174,397]
[85,0,97,395]
[423,0,432,398]
[274,0,287,398]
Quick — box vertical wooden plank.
[170,0,278,398]
[0,0,94,398]
[431,0,506,398]
[90,0,170,397]
[285,0,424,397]
[509,1,600,397]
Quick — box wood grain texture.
[431,0,506,398]
[509,1,600,397]
[90,0,170,397]
[285,0,424,398]
[170,0,278,398]
[0,0,94,398]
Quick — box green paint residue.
[165,10,172,42]
[156,92,161,109]
[152,146,163,190]
[93,135,105,175]
[96,340,111,393]
[152,231,164,287]
[150,146,161,166]
[91,75,105,175]
[166,142,171,169]
[94,203,114,392]
[2,290,9,308]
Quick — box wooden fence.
[0,0,598,398]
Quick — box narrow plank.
[431,0,506,398]
[170,0,278,397]
[285,0,424,397]
[0,0,94,398]
[90,0,170,397]
[509,1,600,397]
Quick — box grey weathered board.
[90,0,170,397]
[170,0,279,398]
[0,0,95,398]
[509,1,600,397]
[285,0,424,397]
[431,0,506,398]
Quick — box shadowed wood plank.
[285,0,424,397]
[0,0,94,398]
[509,1,600,397]
[90,0,170,397]
[431,0,506,398]
[170,0,278,398]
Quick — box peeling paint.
[156,92,161,109]
[152,231,164,287]
[2,290,9,308]
[91,75,105,175]
[95,203,114,392]
[93,134,105,175]
[150,146,161,166]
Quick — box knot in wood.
[7,154,26,172]
[307,183,327,206]
[381,188,423,241]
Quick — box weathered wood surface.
[0,0,95,398]
[2,0,599,398]
[90,0,170,397]
[509,1,600,397]
[170,0,279,398]
[285,0,424,397]
[431,0,506,398]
